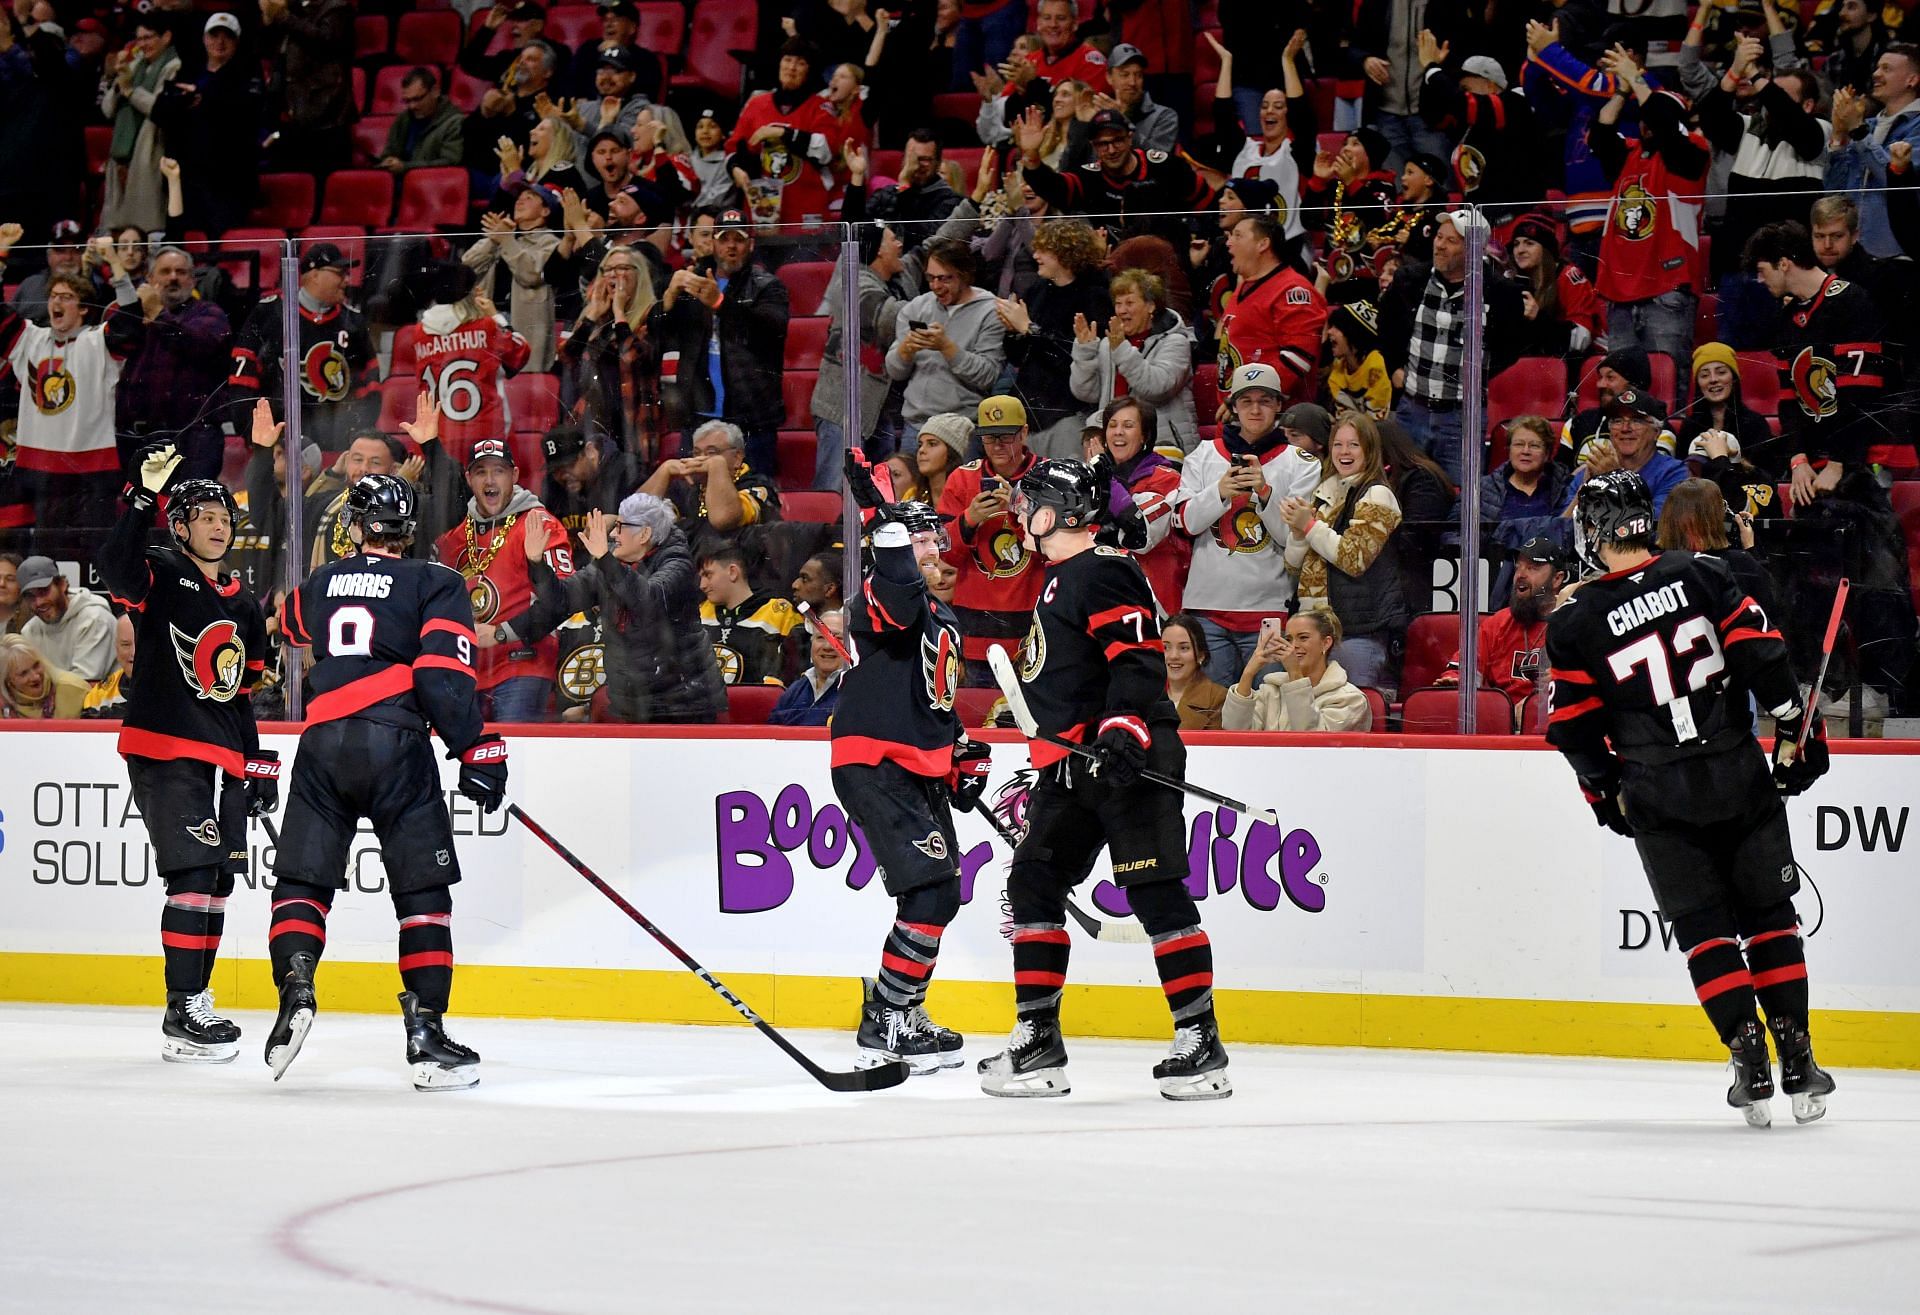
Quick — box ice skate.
[1725,1018,1774,1128]
[861,978,962,1070]
[264,952,317,1081]
[161,990,240,1064]
[1153,1021,1232,1101]
[399,991,480,1091]
[977,1017,1069,1097]
[856,995,945,1076]
[1770,1018,1836,1124]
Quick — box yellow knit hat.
[1691,341,1741,384]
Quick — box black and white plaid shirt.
[1403,270,1470,405]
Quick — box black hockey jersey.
[1772,274,1891,467]
[226,296,376,447]
[830,539,963,778]
[700,590,802,686]
[279,552,484,754]
[98,502,267,777]
[1014,545,1174,768]
[1546,551,1798,783]
[1023,149,1213,246]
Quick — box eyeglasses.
[402,93,429,106]
[925,273,960,286]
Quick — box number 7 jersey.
[1545,550,1798,768]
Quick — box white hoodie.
[1173,434,1323,617]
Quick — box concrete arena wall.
[2,725,1915,1069]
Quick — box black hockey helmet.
[165,478,239,530]
[1573,469,1656,572]
[1014,458,1105,536]
[346,473,418,541]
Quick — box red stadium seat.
[1192,362,1220,420]
[318,170,396,227]
[1733,351,1782,416]
[215,228,287,294]
[777,261,835,315]
[352,65,367,111]
[545,6,601,47]
[376,375,419,432]
[391,167,470,229]
[394,11,463,66]
[946,146,985,181]
[448,67,493,113]
[776,430,816,489]
[1890,483,1920,614]
[249,173,316,229]
[370,65,417,116]
[85,124,111,173]
[673,0,758,97]
[1359,687,1389,731]
[297,226,369,283]
[724,684,784,724]
[954,687,1001,729]
[782,491,842,523]
[1486,358,1567,432]
[390,323,424,376]
[1400,687,1514,734]
[507,373,561,434]
[354,14,390,60]
[1401,612,1460,693]
[785,316,829,368]
[870,149,903,181]
[636,3,687,55]
[783,371,818,429]
[352,114,395,166]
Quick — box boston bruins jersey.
[1016,545,1175,768]
[1546,551,1798,781]
[830,539,963,777]
[226,296,375,444]
[98,501,267,777]
[279,552,483,754]
[700,590,802,686]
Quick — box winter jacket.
[99,47,181,233]
[463,230,561,371]
[1286,473,1409,642]
[1070,308,1199,451]
[116,296,232,462]
[1174,429,1323,617]
[1825,102,1920,258]
[1478,459,1573,552]
[1003,275,1112,432]
[528,526,724,724]
[382,100,466,171]
[884,287,1006,427]
[268,0,356,132]
[650,260,792,435]
[1221,658,1372,732]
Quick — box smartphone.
[907,319,929,333]
[1259,616,1286,641]
[1235,453,1260,470]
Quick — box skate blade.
[980,1067,1069,1098]
[266,1008,314,1082]
[1738,1099,1773,1128]
[931,1049,966,1071]
[1159,1071,1233,1101]
[1791,1091,1828,1124]
[857,1046,945,1076]
[410,1061,480,1092]
[161,1037,238,1064]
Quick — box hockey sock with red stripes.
[1739,904,1810,1031]
[1128,879,1215,1027]
[269,881,334,983]
[873,882,961,1009]
[160,870,228,995]
[395,888,455,1014]
[1682,934,1760,1043]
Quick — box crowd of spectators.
[2,0,1918,728]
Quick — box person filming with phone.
[936,394,1041,685]
[1221,607,1372,732]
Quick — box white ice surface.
[2,1005,1916,1315]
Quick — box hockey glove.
[1090,715,1151,788]
[949,737,993,811]
[844,450,888,510]
[1770,702,1830,797]
[456,734,510,813]
[243,750,280,818]
[1098,502,1150,552]
[126,443,183,514]
[1578,776,1632,837]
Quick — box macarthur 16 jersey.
[1016,546,1176,767]
[1545,551,1794,765]
[279,553,484,752]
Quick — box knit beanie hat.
[1509,212,1561,260]
[1330,299,1381,356]
[1691,340,1741,386]
[1349,127,1392,174]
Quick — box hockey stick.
[797,600,856,666]
[508,804,909,1093]
[964,797,1149,945]
[986,646,1280,826]
[1798,577,1850,753]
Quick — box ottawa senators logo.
[468,574,500,624]
[758,140,803,186]
[1451,143,1485,193]
[30,357,76,415]
[170,618,245,703]
[301,340,351,402]
[1613,182,1656,242]
[1790,347,1839,419]
[921,625,961,713]
[1211,499,1273,554]
[1018,616,1046,682]
[978,523,1032,579]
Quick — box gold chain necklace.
[461,512,518,579]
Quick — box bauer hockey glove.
[1769,701,1830,797]
[1090,715,1151,787]
[949,737,993,811]
[1578,775,1632,837]
[243,750,281,818]
[456,734,510,813]
[844,450,889,510]
[125,443,183,514]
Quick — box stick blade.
[815,1059,912,1092]
[985,645,1039,736]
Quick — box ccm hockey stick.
[1797,577,1850,753]
[987,646,1280,826]
[510,805,909,1093]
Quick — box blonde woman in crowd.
[1221,609,1372,732]
[1,634,91,720]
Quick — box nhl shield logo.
[170,619,246,703]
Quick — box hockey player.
[1547,470,1835,1125]
[832,456,988,1073]
[267,473,508,1091]
[981,458,1231,1101]
[97,436,272,1063]
[226,244,377,450]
